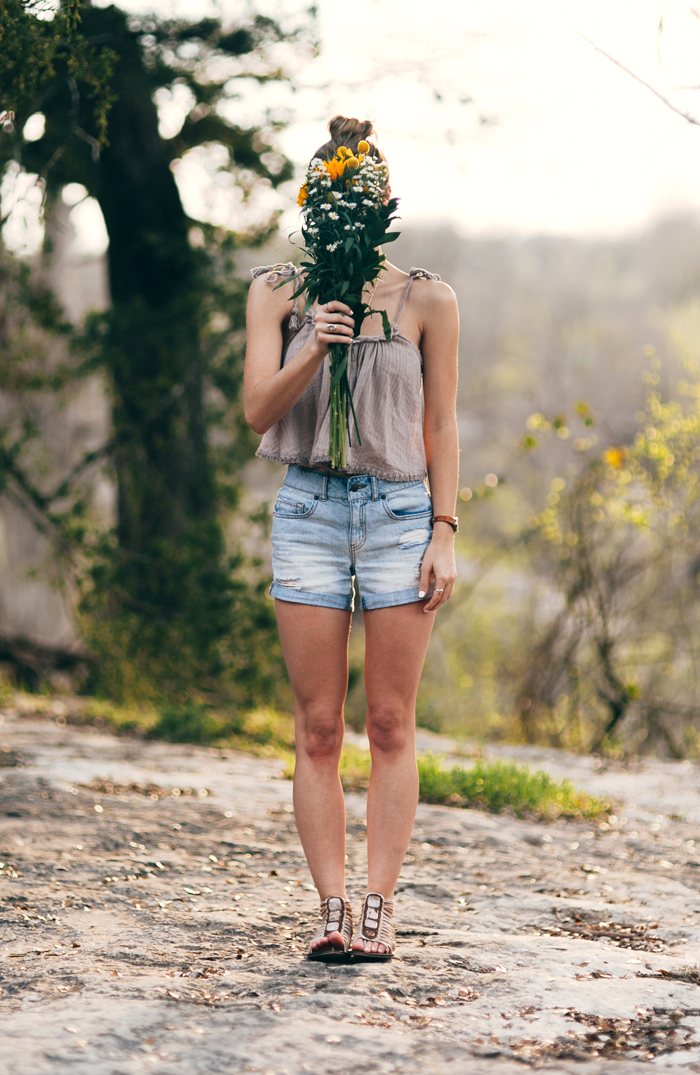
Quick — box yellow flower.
[357,140,370,154]
[603,447,628,469]
[345,156,360,170]
[325,157,346,181]
[297,184,308,206]
[337,146,348,159]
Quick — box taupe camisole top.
[253,263,441,481]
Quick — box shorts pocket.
[273,492,319,519]
[381,485,432,521]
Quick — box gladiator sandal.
[351,892,395,962]
[306,896,353,962]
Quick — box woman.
[244,116,459,961]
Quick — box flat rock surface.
[2,713,700,1073]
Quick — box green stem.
[327,338,360,468]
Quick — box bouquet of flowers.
[290,142,400,468]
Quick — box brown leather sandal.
[351,892,395,962]
[306,896,353,962]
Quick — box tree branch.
[577,32,700,128]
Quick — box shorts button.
[350,483,361,491]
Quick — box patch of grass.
[338,744,373,789]
[281,743,373,786]
[285,748,607,820]
[417,754,609,819]
[11,691,295,763]
[146,703,295,759]
[10,687,607,820]
[146,702,221,743]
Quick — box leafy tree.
[0,2,314,702]
[519,349,700,757]
[0,0,115,146]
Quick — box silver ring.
[328,324,336,333]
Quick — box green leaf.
[273,279,304,297]
[364,307,393,342]
[381,231,400,245]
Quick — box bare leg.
[352,602,434,954]
[275,600,351,952]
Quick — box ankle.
[318,889,348,902]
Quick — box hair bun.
[312,116,386,165]
[328,115,375,145]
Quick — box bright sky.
[282,0,700,236]
[6,0,700,251]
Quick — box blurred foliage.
[390,221,700,758]
[145,700,295,756]
[12,689,296,759]
[0,240,95,548]
[0,2,314,705]
[0,0,115,146]
[517,343,700,757]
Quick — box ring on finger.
[436,587,444,594]
[328,323,336,334]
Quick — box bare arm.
[416,282,460,612]
[243,276,355,435]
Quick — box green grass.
[319,747,608,820]
[417,754,609,819]
[11,686,607,820]
[144,703,296,760]
[16,692,296,763]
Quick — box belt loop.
[371,476,379,501]
[321,475,328,501]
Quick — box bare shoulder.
[408,275,458,324]
[247,270,301,322]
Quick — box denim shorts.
[270,465,433,611]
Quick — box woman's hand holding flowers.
[312,300,355,351]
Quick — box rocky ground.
[2,709,700,1074]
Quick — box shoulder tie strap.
[251,262,303,331]
[409,267,441,281]
[392,267,442,331]
[250,262,299,282]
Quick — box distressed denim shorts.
[270,465,433,611]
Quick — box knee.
[366,703,411,757]
[299,706,344,763]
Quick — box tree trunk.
[81,5,214,555]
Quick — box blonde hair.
[313,114,386,163]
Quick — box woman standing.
[244,116,459,961]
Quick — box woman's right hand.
[313,300,355,350]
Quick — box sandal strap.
[308,896,353,952]
[352,892,396,953]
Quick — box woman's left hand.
[418,530,457,612]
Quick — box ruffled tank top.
[252,263,441,481]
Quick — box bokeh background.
[4,0,700,757]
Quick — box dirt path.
[2,712,700,1073]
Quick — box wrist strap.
[432,515,458,533]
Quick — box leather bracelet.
[431,515,459,533]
